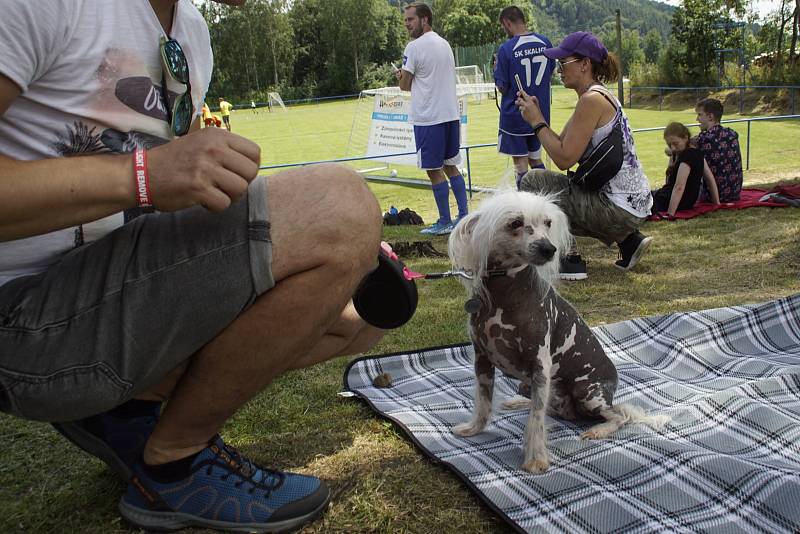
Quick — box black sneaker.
[52,400,161,482]
[559,254,587,281]
[615,231,653,271]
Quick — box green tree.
[599,27,644,77]
[290,0,404,96]
[667,0,746,86]
[643,29,663,64]
[432,0,533,46]
[202,0,295,101]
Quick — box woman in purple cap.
[515,31,653,280]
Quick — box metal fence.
[259,114,800,196]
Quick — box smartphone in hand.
[514,73,525,95]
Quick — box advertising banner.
[366,93,468,167]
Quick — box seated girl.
[653,122,720,217]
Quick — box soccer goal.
[455,65,492,103]
[455,65,484,85]
[267,92,287,112]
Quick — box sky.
[660,0,779,19]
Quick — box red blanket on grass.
[648,188,788,221]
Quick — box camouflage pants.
[519,169,644,246]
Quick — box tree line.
[199,0,800,104]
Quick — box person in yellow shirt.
[218,97,232,131]
[201,101,214,128]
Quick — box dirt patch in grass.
[388,240,447,258]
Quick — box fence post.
[659,88,663,112]
[739,87,744,115]
[746,120,751,170]
[465,147,473,198]
[792,88,796,115]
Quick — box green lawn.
[1,92,798,533]
[236,87,800,224]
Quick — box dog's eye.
[508,219,524,230]
[544,218,552,228]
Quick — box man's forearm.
[398,70,413,91]
[0,154,134,242]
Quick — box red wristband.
[133,147,153,208]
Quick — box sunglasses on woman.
[160,37,193,136]
[556,57,582,72]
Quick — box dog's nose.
[534,240,556,259]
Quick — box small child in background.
[695,98,743,202]
[201,102,215,128]
[652,122,720,217]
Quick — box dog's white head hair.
[447,190,572,300]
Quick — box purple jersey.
[494,32,554,135]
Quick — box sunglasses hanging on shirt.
[159,37,193,136]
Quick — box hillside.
[528,0,674,41]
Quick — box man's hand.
[147,128,261,212]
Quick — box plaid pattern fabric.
[344,295,800,533]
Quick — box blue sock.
[532,162,546,169]
[431,181,452,224]
[448,174,468,218]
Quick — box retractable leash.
[353,243,507,327]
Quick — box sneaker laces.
[206,440,285,497]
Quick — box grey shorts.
[0,176,274,422]
[519,169,644,246]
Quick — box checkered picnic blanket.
[344,294,800,533]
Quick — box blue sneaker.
[52,401,161,482]
[420,220,454,235]
[434,221,456,235]
[119,435,330,533]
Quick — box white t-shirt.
[0,0,213,287]
[402,31,459,126]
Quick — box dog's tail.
[582,403,669,440]
[612,404,671,430]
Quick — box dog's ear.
[462,213,480,234]
[447,212,480,268]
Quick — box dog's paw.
[580,429,608,440]
[501,395,531,411]
[522,456,550,474]
[452,422,484,437]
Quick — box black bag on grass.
[398,208,424,225]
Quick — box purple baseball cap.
[543,31,608,63]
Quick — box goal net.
[455,65,484,85]
[456,65,492,103]
[267,92,286,112]
[345,83,495,166]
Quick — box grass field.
[238,86,800,223]
[0,90,798,533]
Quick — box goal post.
[455,65,484,85]
[267,92,286,112]
[455,65,492,103]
